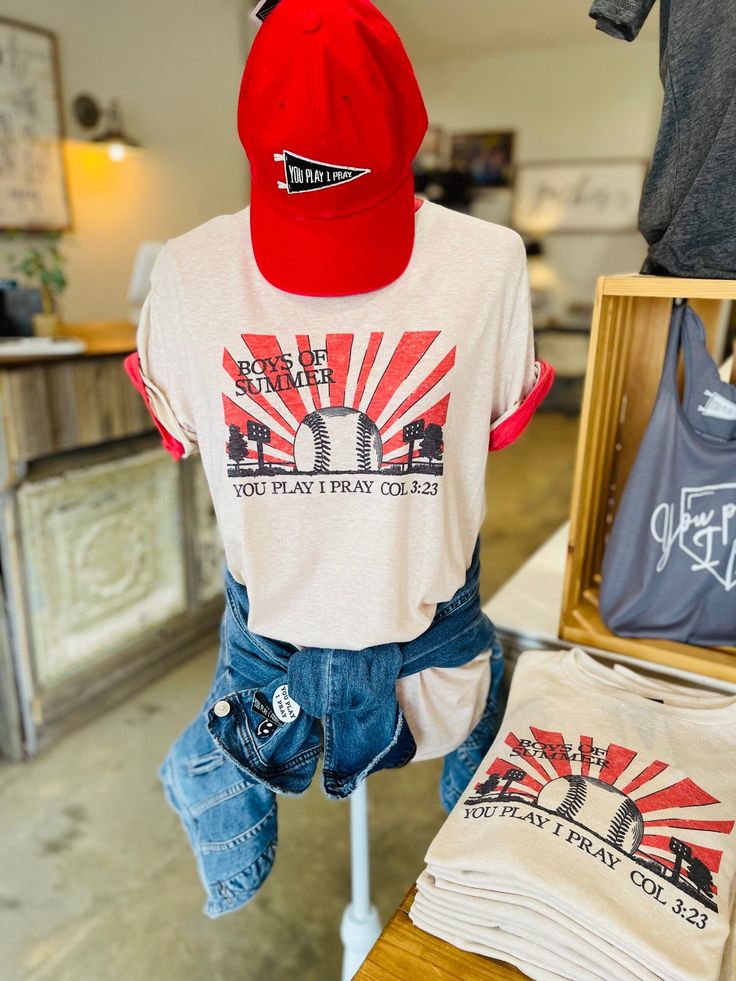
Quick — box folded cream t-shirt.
[420,649,736,980]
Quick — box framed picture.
[512,159,648,235]
[0,17,72,231]
[414,125,450,174]
[451,131,515,189]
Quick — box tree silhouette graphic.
[475,773,501,799]
[687,857,714,900]
[499,768,526,799]
[227,424,249,472]
[669,837,692,888]
[419,422,444,463]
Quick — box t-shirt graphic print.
[465,722,733,917]
[417,649,736,981]
[223,330,454,494]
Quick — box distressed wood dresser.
[0,343,224,760]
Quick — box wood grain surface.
[356,887,528,980]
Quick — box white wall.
[414,36,663,306]
[0,0,254,322]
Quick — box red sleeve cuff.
[123,352,186,461]
[488,360,555,452]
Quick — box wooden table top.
[355,886,528,981]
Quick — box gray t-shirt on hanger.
[590,0,736,279]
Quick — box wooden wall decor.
[0,17,72,231]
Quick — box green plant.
[6,232,67,315]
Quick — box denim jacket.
[160,538,505,916]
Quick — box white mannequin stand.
[340,780,381,980]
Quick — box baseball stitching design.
[609,798,642,849]
[302,411,331,472]
[356,413,374,471]
[555,775,587,822]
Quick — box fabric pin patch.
[252,690,283,740]
[272,684,301,723]
[275,150,371,194]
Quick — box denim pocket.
[207,686,321,796]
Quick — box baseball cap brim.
[249,171,417,297]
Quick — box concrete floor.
[0,412,579,981]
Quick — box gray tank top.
[599,302,736,646]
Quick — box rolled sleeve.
[589,0,657,41]
[489,359,555,452]
[124,249,199,460]
[488,235,554,451]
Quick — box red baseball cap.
[237,0,428,297]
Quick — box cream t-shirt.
[136,200,538,651]
[420,649,736,980]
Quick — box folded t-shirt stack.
[410,649,736,980]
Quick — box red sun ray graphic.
[241,334,310,427]
[644,819,735,834]
[382,393,451,461]
[597,744,638,786]
[350,333,383,410]
[379,347,457,437]
[479,759,543,797]
[222,395,294,461]
[620,760,670,796]
[478,726,734,913]
[636,852,720,895]
[633,778,720,815]
[326,334,353,409]
[579,735,593,778]
[504,732,557,784]
[528,726,572,777]
[295,334,322,411]
[223,350,297,436]
[364,331,440,423]
[640,836,724,874]
[223,331,456,476]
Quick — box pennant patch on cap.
[275,150,371,194]
[251,0,284,24]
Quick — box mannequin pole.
[340,780,381,980]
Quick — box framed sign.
[0,17,72,231]
[512,160,648,234]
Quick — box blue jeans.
[160,540,505,917]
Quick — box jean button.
[213,699,231,718]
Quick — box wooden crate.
[560,275,736,683]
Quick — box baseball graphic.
[293,406,383,473]
[537,776,645,854]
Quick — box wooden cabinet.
[0,355,152,479]
[0,352,224,760]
